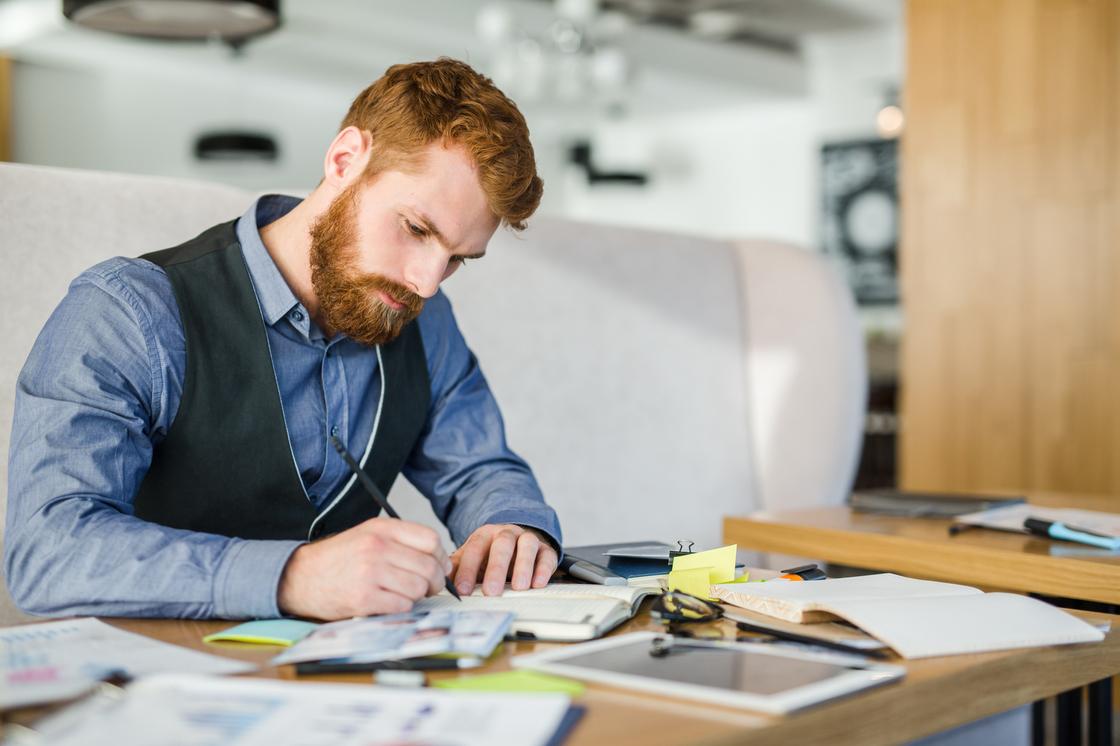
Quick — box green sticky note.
[726,571,751,584]
[434,669,585,696]
[672,544,738,584]
[667,566,715,599]
[203,619,319,647]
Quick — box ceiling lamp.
[62,0,280,45]
[194,131,279,162]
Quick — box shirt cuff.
[212,538,304,619]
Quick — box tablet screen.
[556,637,861,696]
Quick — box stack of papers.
[27,673,578,746]
[273,609,512,666]
[0,618,254,710]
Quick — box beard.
[308,184,425,347]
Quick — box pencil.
[330,435,462,601]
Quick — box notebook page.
[414,596,625,625]
[821,593,1104,658]
[499,584,654,606]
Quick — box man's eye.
[406,221,426,237]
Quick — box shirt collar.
[236,194,305,328]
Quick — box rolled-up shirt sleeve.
[403,291,562,549]
[4,261,300,619]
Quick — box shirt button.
[291,309,304,322]
[330,425,339,437]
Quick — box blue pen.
[1024,517,1120,551]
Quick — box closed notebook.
[413,584,658,642]
[711,573,1104,659]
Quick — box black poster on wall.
[821,139,899,305]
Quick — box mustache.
[352,273,424,316]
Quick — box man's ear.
[322,126,371,188]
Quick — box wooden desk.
[5,610,1120,746]
[723,504,1120,606]
[723,499,1120,744]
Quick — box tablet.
[511,631,904,714]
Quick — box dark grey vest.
[134,221,430,541]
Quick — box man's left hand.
[450,524,558,596]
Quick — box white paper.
[272,609,512,666]
[827,592,1104,658]
[956,503,1120,537]
[26,673,573,746]
[0,618,254,710]
[416,595,626,625]
[713,575,1105,659]
[713,573,981,608]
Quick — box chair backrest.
[390,217,757,548]
[0,162,864,554]
[735,238,867,513]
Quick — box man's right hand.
[277,517,451,620]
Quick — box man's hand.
[450,524,558,596]
[277,517,451,621]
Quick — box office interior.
[0,1,1117,745]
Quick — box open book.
[414,584,659,642]
[711,574,1105,659]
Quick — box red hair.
[341,58,543,230]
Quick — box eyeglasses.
[650,590,724,624]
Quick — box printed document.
[23,673,575,746]
[1,618,253,710]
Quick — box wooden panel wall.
[900,0,1120,495]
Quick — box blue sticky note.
[203,619,319,647]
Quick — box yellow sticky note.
[667,566,714,599]
[672,544,737,584]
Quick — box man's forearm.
[443,474,563,550]
[4,496,301,619]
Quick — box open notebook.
[414,584,659,642]
[711,574,1105,659]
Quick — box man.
[4,58,561,621]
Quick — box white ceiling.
[1,0,901,118]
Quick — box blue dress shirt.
[5,195,560,619]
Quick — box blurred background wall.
[0,0,905,487]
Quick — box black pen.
[734,620,889,660]
[330,435,462,600]
[296,657,482,675]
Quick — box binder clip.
[668,540,695,564]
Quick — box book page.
[712,574,981,623]
[433,583,654,605]
[414,596,625,625]
[819,593,1104,658]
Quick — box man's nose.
[404,253,447,299]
